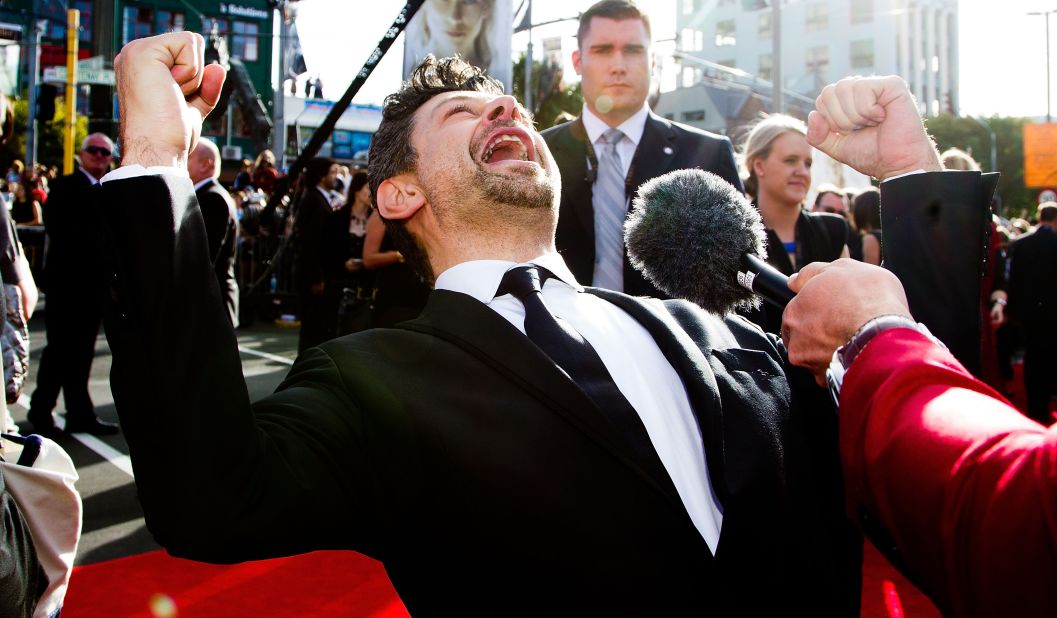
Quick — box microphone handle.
[738,253,796,308]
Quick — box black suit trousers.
[30,291,100,420]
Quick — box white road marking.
[72,433,135,478]
[238,346,295,366]
[11,347,293,480]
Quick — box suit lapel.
[400,289,689,513]
[554,119,595,235]
[627,114,678,200]
[585,288,731,508]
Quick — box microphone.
[624,168,795,315]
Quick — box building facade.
[3,0,274,160]
[668,0,959,124]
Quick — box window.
[73,1,92,43]
[682,66,697,85]
[682,0,694,15]
[715,19,736,47]
[232,21,259,62]
[694,30,704,51]
[204,17,231,51]
[805,2,828,32]
[681,28,694,50]
[851,0,874,24]
[682,110,706,122]
[759,12,772,39]
[850,39,874,69]
[157,11,185,33]
[758,53,773,81]
[123,7,153,44]
[806,45,829,76]
[718,58,737,69]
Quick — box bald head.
[189,139,221,184]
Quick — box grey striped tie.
[592,128,627,291]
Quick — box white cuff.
[100,165,190,185]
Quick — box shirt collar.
[434,251,584,304]
[581,102,650,147]
[78,167,101,185]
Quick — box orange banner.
[1023,123,1057,187]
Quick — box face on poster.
[403,0,513,92]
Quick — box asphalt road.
[9,304,300,566]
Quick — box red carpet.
[63,544,938,616]
[64,551,408,617]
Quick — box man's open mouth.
[480,128,536,165]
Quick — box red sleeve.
[840,328,1057,616]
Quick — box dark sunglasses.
[84,145,112,157]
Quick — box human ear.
[572,49,582,76]
[376,174,427,221]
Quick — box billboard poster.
[403,0,513,92]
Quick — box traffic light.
[36,84,57,121]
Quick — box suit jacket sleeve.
[840,328,1057,616]
[881,171,998,375]
[98,173,387,562]
[197,189,228,264]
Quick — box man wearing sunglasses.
[27,133,120,436]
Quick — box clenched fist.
[115,32,226,169]
[807,76,942,181]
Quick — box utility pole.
[25,19,44,167]
[1029,9,1057,123]
[274,0,288,170]
[772,0,781,113]
[63,9,80,175]
[524,0,533,112]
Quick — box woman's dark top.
[11,199,37,225]
[746,210,849,335]
[371,232,430,328]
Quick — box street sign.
[41,66,115,86]
[77,55,104,70]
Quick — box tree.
[925,114,1034,219]
[1,94,88,172]
[511,53,583,131]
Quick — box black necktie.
[497,266,675,490]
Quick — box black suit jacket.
[293,187,332,291]
[542,113,743,297]
[1008,224,1057,327]
[42,169,97,298]
[195,179,239,327]
[96,174,860,616]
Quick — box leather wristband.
[826,314,944,403]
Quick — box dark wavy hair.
[367,55,504,284]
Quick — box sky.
[290,0,1056,119]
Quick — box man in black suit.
[188,138,239,327]
[542,0,742,297]
[1007,202,1057,424]
[293,157,340,351]
[27,132,118,436]
[99,34,979,615]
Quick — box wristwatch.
[826,315,944,404]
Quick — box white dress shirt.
[580,102,651,177]
[435,252,724,553]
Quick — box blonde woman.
[740,113,849,333]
